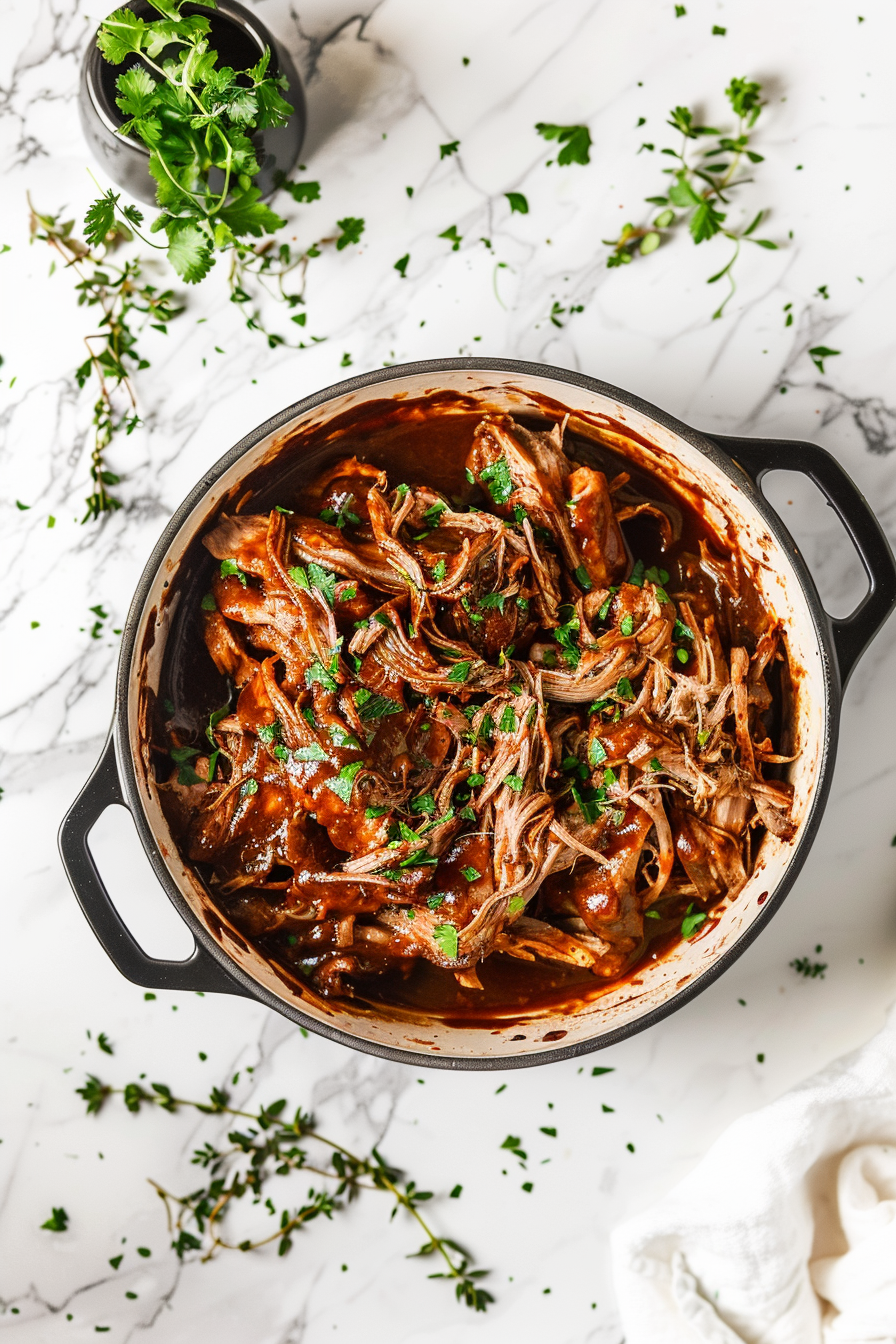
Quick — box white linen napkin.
[611,1005,896,1344]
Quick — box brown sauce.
[154,395,794,1023]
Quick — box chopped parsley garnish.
[697,728,711,747]
[354,688,403,722]
[479,591,507,613]
[676,647,690,664]
[305,655,339,692]
[459,805,476,821]
[499,705,517,733]
[555,609,581,668]
[335,216,365,250]
[461,595,484,624]
[206,701,230,746]
[439,224,463,251]
[673,618,695,641]
[373,612,395,630]
[200,592,216,611]
[320,495,361,529]
[447,661,471,683]
[289,562,337,606]
[506,192,528,214]
[620,614,634,636]
[646,909,661,919]
[616,677,635,701]
[681,903,707,939]
[328,724,361,749]
[628,558,645,587]
[220,558,247,587]
[326,761,363,804]
[410,793,436,815]
[574,564,592,591]
[41,1207,69,1232]
[294,743,327,762]
[427,893,446,910]
[239,777,258,799]
[477,713,494,742]
[479,457,513,505]
[432,558,447,582]
[432,923,459,959]
[257,722,280,744]
[508,895,526,914]
[504,774,524,792]
[649,757,663,771]
[598,588,619,621]
[423,500,448,527]
[365,805,390,818]
[461,866,481,883]
[588,737,607,767]
[535,121,592,166]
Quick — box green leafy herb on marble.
[605,76,778,317]
[505,192,529,214]
[808,346,841,375]
[439,224,463,252]
[535,122,592,165]
[790,950,828,979]
[41,1207,69,1232]
[75,1073,493,1310]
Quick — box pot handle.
[58,732,249,996]
[702,433,896,687]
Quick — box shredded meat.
[159,413,797,1003]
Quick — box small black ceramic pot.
[59,360,896,1070]
[79,0,305,206]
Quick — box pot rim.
[113,357,839,1069]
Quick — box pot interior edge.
[123,367,831,1062]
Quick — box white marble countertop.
[2,0,896,1339]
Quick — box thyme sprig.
[77,1074,493,1312]
[28,196,183,520]
[606,77,778,317]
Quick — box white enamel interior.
[126,369,829,1063]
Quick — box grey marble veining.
[2,0,896,1339]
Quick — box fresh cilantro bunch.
[87,0,293,283]
[606,76,778,317]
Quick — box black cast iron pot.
[59,360,896,1069]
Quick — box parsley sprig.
[606,77,778,317]
[77,1074,493,1311]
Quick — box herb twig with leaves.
[606,77,778,317]
[28,196,182,520]
[77,1074,493,1311]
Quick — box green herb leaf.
[479,457,513,505]
[505,192,529,214]
[294,743,327,762]
[220,558,248,587]
[335,217,365,250]
[503,774,524,792]
[535,122,592,166]
[326,761,363,804]
[432,923,459,959]
[681,903,708,939]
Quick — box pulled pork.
[160,412,796,1002]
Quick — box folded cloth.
[611,1005,896,1344]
